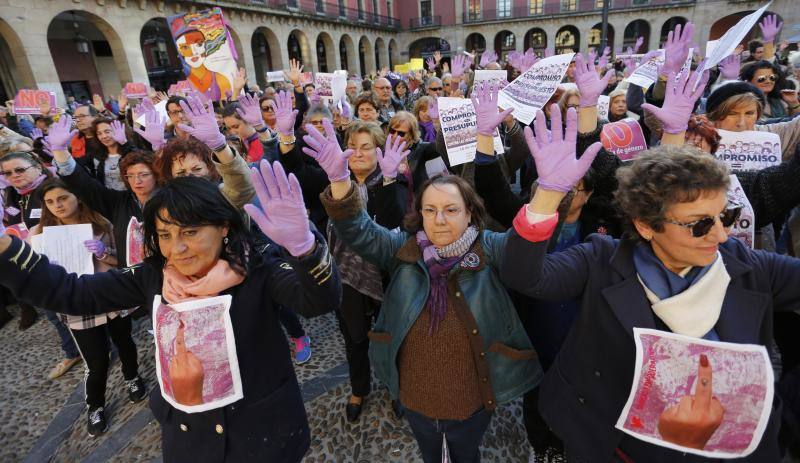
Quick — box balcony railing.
[463,0,695,24]
[410,15,442,29]
[240,0,400,28]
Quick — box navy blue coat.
[501,232,800,462]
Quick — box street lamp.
[72,13,90,54]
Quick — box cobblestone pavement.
[1,305,537,462]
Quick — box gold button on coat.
[215,424,224,434]
[180,424,188,432]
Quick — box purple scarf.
[15,173,47,196]
[419,121,436,143]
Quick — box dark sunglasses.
[1,165,35,177]
[261,106,274,112]
[428,87,443,91]
[389,128,407,137]
[755,74,777,84]
[663,206,742,238]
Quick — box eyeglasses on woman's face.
[663,206,742,238]
[124,172,154,182]
[1,165,35,177]
[755,74,777,84]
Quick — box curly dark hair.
[614,145,729,242]
[740,60,784,98]
[119,151,157,191]
[403,174,487,233]
[155,137,221,184]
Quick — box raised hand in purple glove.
[236,93,265,129]
[718,54,741,80]
[339,96,351,119]
[427,97,440,120]
[377,134,410,179]
[759,14,782,42]
[634,36,645,54]
[544,48,554,58]
[524,105,601,193]
[83,239,106,258]
[660,22,694,78]
[574,53,612,108]
[302,118,353,182]
[521,48,539,72]
[110,120,127,145]
[243,160,314,257]
[641,65,709,134]
[271,90,298,137]
[426,57,436,71]
[507,51,523,72]
[450,54,473,79]
[45,115,78,151]
[30,128,44,140]
[133,108,167,151]
[480,50,498,68]
[470,83,514,136]
[597,46,611,69]
[178,93,227,151]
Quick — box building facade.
[0,0,796,104]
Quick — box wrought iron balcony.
[410,15,442,29]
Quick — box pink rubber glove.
[271,90,298,137]
[718,54,741,80]
[759,14,782,42]
[376,134,410,179]
[450,54,473,79]
[83,239,106,258]
[427,97,440,120]
[524,105,601,192]
[236,93,265,128]
[641,66,709,134]
[45,115,78,152]
[110,120,127,145]
[471,83,514,136]
[178,93,226,151]
[660,22,694,78]
[480,50,498,68]
[133,108,167,151]
[574,53,612,108]
[30,128,44,140]
[243,161,314,257]
[302,118,353,182]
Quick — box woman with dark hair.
[393,79,411,110]
[83,117,134,190]
[354,93,381,124]
[740,60,799,119]
[308,86,541,462]
[30,178,144,436]
[0,167,340,462]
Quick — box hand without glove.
[178,93,227,151]
[301,118,353,182]
[574,53,612,107]
[471,83,514,137]
[84,239,106,258]
[377,134,410,179]
[641,65,709,134]
[45,115,78,152]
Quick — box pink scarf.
[162,259,245,304]
[15,174,47,196]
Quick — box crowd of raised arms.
[3,11,800,463]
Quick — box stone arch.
[589,23,614,52]
[339,34,357,74]
[358,35,374,76]
[0,17,36,100]
[288,29,312,67]
[316,32,335,72]
[709,11,782,42]
[660,17,687,47]
[523,28,547,55]
[494,30,516,61]
[140,17,183,91]
[555,25,580,54]
[623,19,651,51]
[375,37,386,71]
[465,32,486,54]
[252,26,283,88]
[388,38,399,69]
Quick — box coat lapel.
[601,240,657,339]
[714,246,768,343]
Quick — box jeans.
[277,305,305,339]
[44,310,79,359]
[403,405,493,463]
[335,284,380,397]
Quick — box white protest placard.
[134,100,168,128]
[41,224,94,276]
[597,95,610,120]
[314,72,334,101]
[625,50,665,88]
[473,70,508,92]
[498,53,574,125]
[703,2,773,71]
[705,40,720,62]
[332,70,348,107]
[438,97,477,166]
[153,295,243,413]
[714,130,781,171]
[266,71,285,83]
[727,175,755,249]
[616,328,773,458]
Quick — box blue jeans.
[403,405,493,463]
[44,310,79,359]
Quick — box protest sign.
[153,295,243,413]
[409,58,425,71]
[705,40,719,61]
[266,71,285,83]
[714,130,781,171]
[168,7,238,101]
[332,71,348,108]
[625,50,664,88]
[498,53,574,125]
[617,328,773,458]
[126,216,145,267]
[13,89,56,115]
[314,72,334,102]
[299,72,314,86]
[703,2,773,71]
[40,224,95,276]
[727,175,755,249]
[597,95,610,121]
[473,70,508,92]
[438,97,477,166]
[394,63,410,73]
[600,119,647,161]
[124,82,149,99]
[167,80,193,96]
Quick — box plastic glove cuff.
[536,180,573,193]
[286,232,315,257]
[329,171,351,183]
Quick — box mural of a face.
[177,30,207,69]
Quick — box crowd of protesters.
[2,11,800,463]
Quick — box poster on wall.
[167,7,238,102]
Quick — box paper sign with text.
[438,97,477,166]
[625,50,665,88]
[473,70,508,92]
[299,72,314,86]
[266,71,285,83]
[498,53,574,125]
[597,95,610,121]
[727,175,755,249]
[714,130,781,171]
[13,90,56,115]
[314,72,334,99]
[124,83,149,99]
[601,119,648,161]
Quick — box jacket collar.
[395,232,487,273]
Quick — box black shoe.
[87,406,108,437]
[126,376,147,403]
[345,398,364,422]
[18,305,38,330]
[391,399,404,420]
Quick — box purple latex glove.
[574,54,613,108]
[243,161,314,257]
[507,51,522,72]
[45,115,78,151]
[178,93,227,151]
[641,66,709,134]
[450,54,472,79]
[480,50,498,68]
[470,83,514,136]
[521,48,539,72]
[339,96,351,119]
[759,14,782,42]
[236,93,265,128]
[133,108,167,151]
[634,36,645,54]
[376,134,410,179]
[426,57,436,70]
[30,128,44,140]
[524,105,601,193]
[597,46,611,69]
[271,90,298,136]
[718,54,741,80]
[544,48,554,58]
[660,22,694,78]
[427,97,440,120]
[110,120,127,145]
[83,239,106,258]
[301,118,353,182]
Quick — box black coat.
[0,234,341,463]
[501,232,797,462]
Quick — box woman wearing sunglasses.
[740,60,798,119]
[501,106,799,460]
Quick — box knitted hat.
[705,81,764,114]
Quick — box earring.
[223,237,229,245]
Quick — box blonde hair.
[558,88,581,120]
[705,93,763,122]
[346,120,386,148]
[413,96,431,121]
[388,111,420,143]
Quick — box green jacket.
[323,185,542,409]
